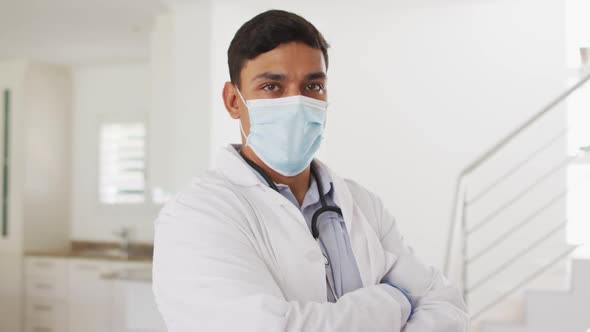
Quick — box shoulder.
[341,176,405,250]
[321,162,392,238]
[317,160,385,219]
[156,170,249,230]
[343,178,380,208]
[342,178,388,233]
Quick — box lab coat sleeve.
[367,187,470,331]
[152,182,411,332]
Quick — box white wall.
[71,64,158,243]
[149,14,175,199]
[149,3,212,199]
[208,0,568,268]
[23,63,72,252]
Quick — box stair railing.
[444,71,590,319]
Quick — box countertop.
[25,249,153,262]
[25,241,154,262]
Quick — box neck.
[241,145,310,206]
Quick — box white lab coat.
[152,145,469,332]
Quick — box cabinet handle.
[33,261,55,268]
[32,327,52,332]
[75,264,98,271]
[33,304,53,312]
[34,283,53,290]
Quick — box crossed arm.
[152,184,469,332]
[376,196,469,331]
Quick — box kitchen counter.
[25,241,154,262]
[25,249,153,262]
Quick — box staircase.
[480,259,590,332]
[444,71,590,332]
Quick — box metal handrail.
[467,157,574,234]
[471,245,579,320]
[458,154,584,319]
[444,71,590,276]
[466,129,567,206]
[467,220,568,293]
[467,190,567,264]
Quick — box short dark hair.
[227,10,330,87]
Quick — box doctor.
[153,9,469,332]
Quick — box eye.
[261,83,279,92]
[305,83,324,92]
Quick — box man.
[153,9,469,332]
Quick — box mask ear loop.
[239,121,248,146]
[320,103,329,140]
[236,87,249,146]
[235,86,248,106]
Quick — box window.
[99,122,147,204]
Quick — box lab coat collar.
[216,144,265,188]
[216,144,293,207]
[216,144,354,238]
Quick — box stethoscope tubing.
[240,153,343,300]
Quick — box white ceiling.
[0,0,166,65]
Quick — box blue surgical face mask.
[236,89,328,176]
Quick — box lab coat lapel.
[216,145,312,237]
[216,146,325,301]
[217,146,381,292]
[216,145,289,207]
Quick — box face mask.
[236,89,328,176]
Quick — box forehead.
[240,42,326,83]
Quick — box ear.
[222,82,243,119]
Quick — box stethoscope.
[241,153,343,301]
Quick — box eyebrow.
[304,72,327,81]
[251,72,286,82]
[250,71,327,82]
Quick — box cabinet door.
[0,253,23,332]
[108,261,165,332]
[25,257,68,279]
[67,259,113,332]
[25,257,68,300]
[24,298,67,332]
[120,281,166,332]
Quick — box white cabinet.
[67,259,160,332]
[24,256,68,332]
[107,262,164,332]
[110,280,166,332]
[25,257,68,299]
[67,259,114,332]
[0,253,24,332]
[24,298,68,332]
[24,256,159,332]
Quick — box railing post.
[461,184,469,308]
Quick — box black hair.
[227,9,330,87]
